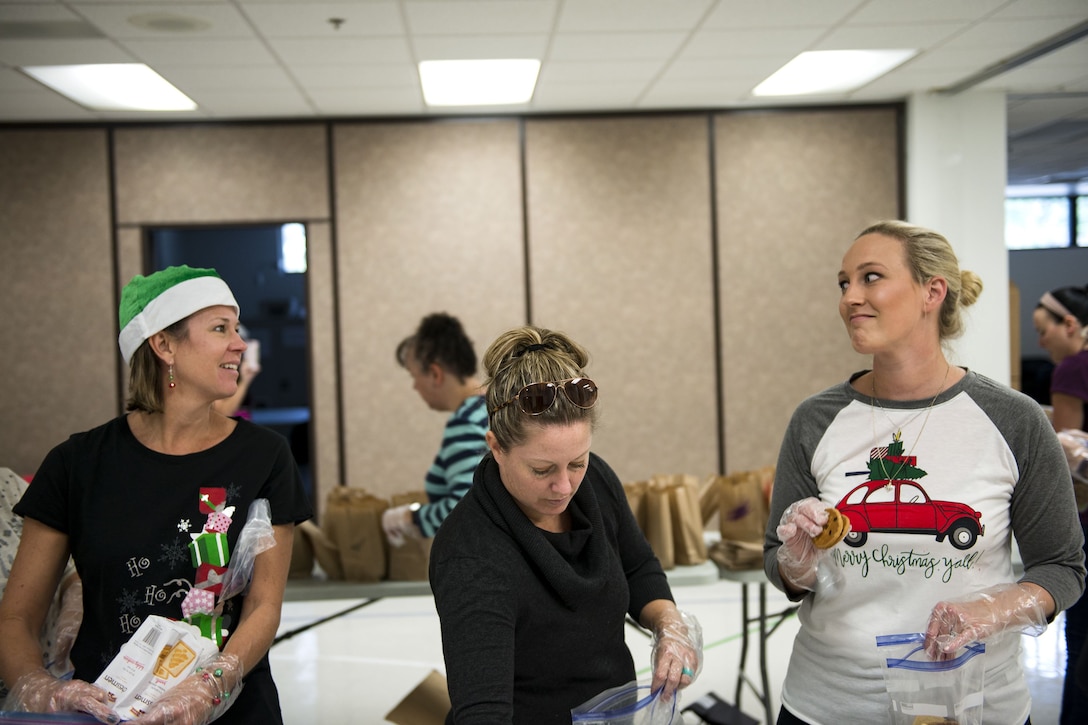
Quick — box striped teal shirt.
[413,395,489,537]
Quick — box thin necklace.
[870,363,951,482]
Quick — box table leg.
[735,581,750,707]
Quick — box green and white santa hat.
[118,265,239,364]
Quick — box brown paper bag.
[288,522,314,579]
[644,480,674,570]
[656,474,707,566]
[698,475,719,527]
[623,480,648,532]
[323,487,389,582]
[387,492,433,581]
[296,520,343,580]
[384,669,451,725]
[708,538,764,571]
[715,470,769,543]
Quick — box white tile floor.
[269,575,1066,724]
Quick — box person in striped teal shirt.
[383,313,490,544]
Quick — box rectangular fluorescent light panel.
[419,59,540,107]
[752,50,916,96]
[21,63,197,111]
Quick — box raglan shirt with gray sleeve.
[763,369,1085,725]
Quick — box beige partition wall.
[524,115,719,482]
[333,120,526,502]
[0,129,117,475]
[110,123,336,506]
[715,108,901,473]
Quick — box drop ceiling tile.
[847,0,1006,24]
[678,28,824,59]
[0,38,133,65]
[76,2,253,39]
[815,23,969,51]
[157,65,299,91]
[120,38,278,66]
[941,16,1082,50]
[242,1,404,37]
[404,0,556,35]
[188,87,315,117]
[556,0,712,32]
[412,34,549,60]
[270,36,412,65]
[290,63,420,89]
[549,32,688,62]
[702,0,860,29]
[0,90,95,119]
[537,60,662,84]
[308,86,425,115]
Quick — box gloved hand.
[381,504,421,548]
[649,609,703,701]
[924,582,1049,659]
[774,497,829,591]
[2,669,118,724]
[775,498,844,595]
[1057,429,1088,490]
[134,653,243,725]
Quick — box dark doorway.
[147,223,312,501]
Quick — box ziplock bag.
[571,680,682,725]
[877,632,985,725]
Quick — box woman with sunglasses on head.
[766,221,1084,724]
[429,325,702,724]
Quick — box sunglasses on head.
[491,377,599,416]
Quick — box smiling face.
[487,421,592,531]
[173,305,247,401]
[837,233,938,356]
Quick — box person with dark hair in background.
[767,221,1084,724]
[430,325,702,723]
[382,313,489,545]
[1033,283,1088,725]
[0,265,311,724]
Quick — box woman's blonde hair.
[483,325,598,450]
[125,317,189,413]
[857,220,984,341]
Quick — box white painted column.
[906,90,1009,384]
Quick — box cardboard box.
[384,670,450,725]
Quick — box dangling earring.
[168,365,176,389]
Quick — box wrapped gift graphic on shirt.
[189,532,230,567]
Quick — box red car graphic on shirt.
[835,479,985,550]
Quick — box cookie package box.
[94,615,219,721]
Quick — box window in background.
[1005,196,1070,249]
[279,223,308,273]
[1078,196,1088,247]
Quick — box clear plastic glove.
[2,669,118,724]
[381,504,420,548]
[218,499,276,603]
[46,574,83,677]
[924,582,1048,659]
[134,653,243,725]
[1057,430,1088,509]
[774,497,829,591]
[649,609,703,702]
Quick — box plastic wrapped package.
[878,632,986,725]
[571,681,682,725]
